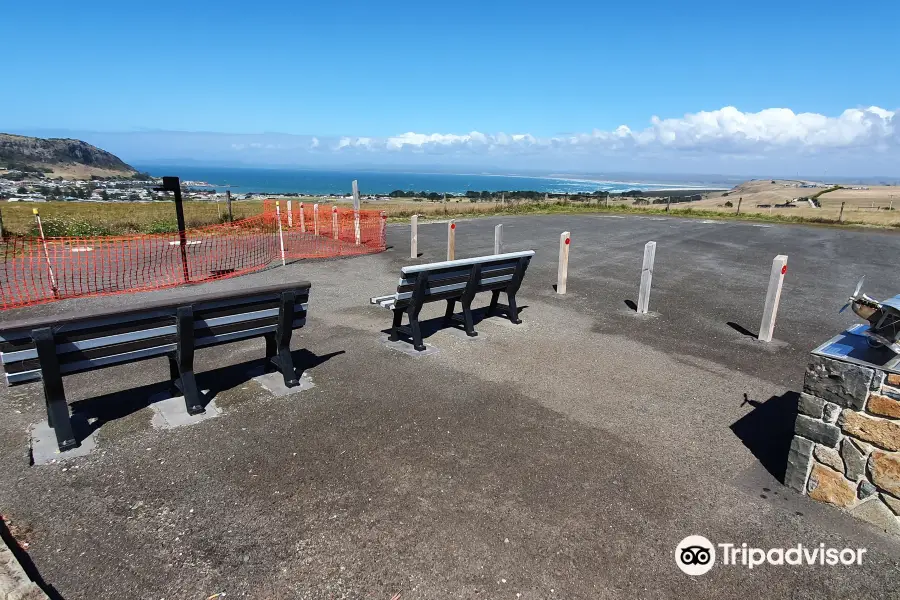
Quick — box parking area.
[0,214,898,599]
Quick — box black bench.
[0,282,311,452]
[370,250,534,351]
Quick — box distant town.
[0,169,365,203]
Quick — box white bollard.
[494,223,503,254]
[314,203,319,235]
[636,241,656,314]
[352,179,361,245]
[447,220,456,260]
[287,199,293,227]
[275,202,286,266]
[410,214,418,258]
[299,202,306,232]
[332,206,339,240]
[557,231,570,294]
[758,255,788,342]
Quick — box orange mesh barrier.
[0,202,386,310]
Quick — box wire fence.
[0,202,386,310]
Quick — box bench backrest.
[0,282,311,385]
[393,250,534,304]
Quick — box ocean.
[135,165,719,196]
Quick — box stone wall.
[784,355,900,536]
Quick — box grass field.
[2,187,899,239]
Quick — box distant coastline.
[135,164,730,196]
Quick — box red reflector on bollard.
[451,223,456,230]
[565,238,570,245]
[781,265,787,275]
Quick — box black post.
[736,197,742,215]
[155,176,190,282]
[225,190,233,222]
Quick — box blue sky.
[3,1,899,176]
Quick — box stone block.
[841,438,867,481]
[840,410,900,451]
[867,393,900,419]
[848,499,900,536]
[883,494,900,515]
[887,374,900,387]
[795,414,842,447]
[807,463,857,508]
[814,444,843,471]
[868,450,900,497]
[784,436,814,493]
[823,402,841,423]
[858,480,877,499]
[881,385,900,401]
[804,356,873,409]
[798,393,825,418]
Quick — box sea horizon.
[135,164,730,196]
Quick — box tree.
[101,190,109,201]
[16,186,27,194]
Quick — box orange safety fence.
[0,202,386,310]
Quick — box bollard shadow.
[68,349,344,443]
[381,305,529,344]
[727,321,758,338]
[730,391,799,483]
[624,299,637,311]
[0,515,65,599]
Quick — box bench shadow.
[727,321,757,338]
[69,348,344,443]
[730,391,799,483]
[380,306,529,343]
[624,299,637,311]
[0,516,66,600]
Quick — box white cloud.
[369,106,897,156]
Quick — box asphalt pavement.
[0,214,897,599]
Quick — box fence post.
[758,255,788,343]
[225,190,233,222]
[666,196,671,212]
[447,220,456,261]
[332,206,339,240]
[557,231,570,294]
[352,179,361,245]
[314,203,320,235]
[0,207,4,239]
[410,214,418,258]
[736,197,742,215]
[494,223,503,254]
[637,241,656,314]
[275,202,286,266]
[299,202,306,232]
[33,209,60,298]
[286,199,293,227]
[839,202,845,222]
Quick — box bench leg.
[33,327,78,452]
[175,307,204,415]
[408,313,425,351]
[488,290,501,316]
[389,308,404,341]
[269,291,300,387]
[460,298,477,337]
[507,292,522,324]
[444,299,456,324]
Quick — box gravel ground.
[0,214,897,599]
